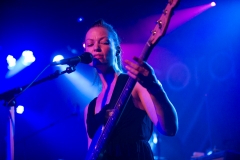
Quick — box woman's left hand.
[124,56,160,92]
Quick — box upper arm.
[133,82,159,126]
[134,82,178,136]
[84,105,92,149]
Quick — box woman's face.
[85,27,117,69]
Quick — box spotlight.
[152,133,158,144]
[78,17,83,22]
[16,105,24,114]
[53,55,64,62]
[211,2,216,7]
[22,50,36,66]
[5,50,35,78]
[207,150,213,155]
[83,43,86,49]
[6,55,16,70]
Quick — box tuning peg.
[156,20,163,29]
[151,30,157,35]
[163,9,168,15]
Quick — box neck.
[97,66,120,90]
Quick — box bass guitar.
[85,0,179,159]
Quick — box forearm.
[148,81,178,136]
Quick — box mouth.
[93,54,103,59]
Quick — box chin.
[93,59,108,66]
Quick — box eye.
[85,40,94,47]
[86,43,94,47]
[100,39,110,45]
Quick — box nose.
[93,42,101,52]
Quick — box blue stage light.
[22,50,36,66]
[78,17,83,22]
[152,132,158,144]
[53,55,64,62]
[16,105,24,114]
[6,55,16,70]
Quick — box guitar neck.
[140,42,155,61]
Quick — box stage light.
[78,17,83,22]
[211,2,216,7]
[16,105,24,114]
[207,150,213,155]
[152,132,158,144]
[22,50,36,66]
[53,55,64,62]
[162,2,216,34]
[83,43,86,49]
[5,50,35,78]
[6,55,16,70]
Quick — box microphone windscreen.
[81,52,93,64]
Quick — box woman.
[84,19,178,160]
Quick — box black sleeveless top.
[86,88,154,159]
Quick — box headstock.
[147,0,180,46]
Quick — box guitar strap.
[108,73,130,110]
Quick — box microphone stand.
[0,65,77,160]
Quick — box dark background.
[0,0,240,159]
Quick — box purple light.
[211,2,216,7]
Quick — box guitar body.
[85,0,180,159]
[86,126,104,160]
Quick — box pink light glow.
[121,44,180,81]
[118,3,215,43]
[166,3,213,33]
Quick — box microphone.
[51,52,93,66]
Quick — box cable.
[6,64,51,106]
